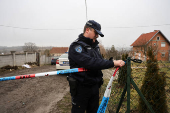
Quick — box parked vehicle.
[51,57,59,65]
[56,53,70,70]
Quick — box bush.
[138,47,168,113]
[1,65,18,70]
[118,54,128,86]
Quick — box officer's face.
[89,28,99,42]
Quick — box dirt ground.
[0,65,114,113]
[0,65,70,113]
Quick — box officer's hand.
[113,60,125,67]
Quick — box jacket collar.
[78,33,99,48]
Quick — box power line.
[105,24,170,29]
[0,24,82,30]
[0,24,170,31]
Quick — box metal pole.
[127,57,131,113]
[131,79,155,113]
[116,83,127,113]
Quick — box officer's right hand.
[113,60,125,67]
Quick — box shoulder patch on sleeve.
[75,45,82,53]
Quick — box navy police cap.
[86,20,104,37]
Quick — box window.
[161,42,166,47]
[154,52,156,55]
[154,43,156,46]
[157,37,160,40]
[133,52,136,59]
[138,53,141,59]
[161,52,165,57]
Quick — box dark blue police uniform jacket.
[68,33,115,86]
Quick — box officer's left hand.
[113,60,125,67]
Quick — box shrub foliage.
[138,47,168,113]
[118,54,128,86]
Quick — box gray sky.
[0,0,170,48]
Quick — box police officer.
[68,20,125,113]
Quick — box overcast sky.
[0,0,170,49]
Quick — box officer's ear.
[85,28,90,33]
[84,28,90,37]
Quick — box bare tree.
[23,42,38,52]
[118,46,132,59]
[44,49,50,57]
[98,40,106,58]
[132,37,148,60]
[132,38,160,61]
[105,45,120,60]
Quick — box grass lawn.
[56,62,170,112]
[55,92,72,113]
[100,62,170,112]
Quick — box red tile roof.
[131,30,159,46]
[50,47,68,54]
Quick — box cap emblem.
[86,22,92,25]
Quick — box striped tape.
[0,68,87,82]
[97,67,120,113]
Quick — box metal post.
[127,57,131,113]
[131,79,155,113]
[116,84,127,113]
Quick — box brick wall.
[132,32,170,61]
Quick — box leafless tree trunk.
[132,38,160,61]
[23,42,38,52]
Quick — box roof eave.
[145,30,170,45]
[145,30,159,45]
[159,30,170,45]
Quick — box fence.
[40,54,52,65]
[0,51,52,68]
[100,57,170,113]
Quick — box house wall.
[51,53,65,57]
[132,47,146,61]
[53,53,63,57]
[149,32,170,61]
[132,32,170,61]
